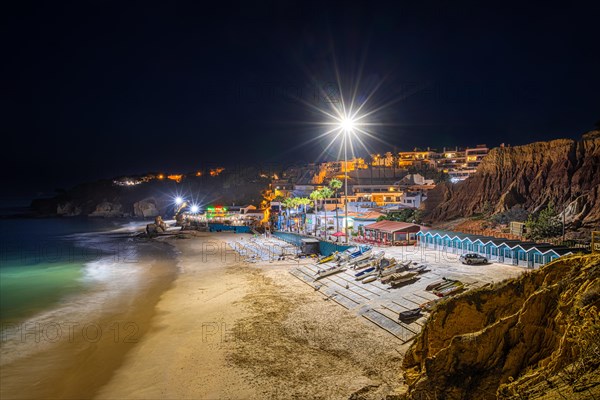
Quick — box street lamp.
[175,196,184,205]
[339,116,356,243]
[190,204,199,214]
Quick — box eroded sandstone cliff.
[422,131,600,234]
[402,254,600,399]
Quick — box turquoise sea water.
[0,218,137,324]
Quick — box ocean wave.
[0,257,148,366]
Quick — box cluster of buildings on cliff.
[269,144,489,210]
[111,143,491,230]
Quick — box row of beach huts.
[416,229,580,269]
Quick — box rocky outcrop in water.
[56,201,82,217]
[402,254,600,400]
[89,201,126,217]
[133,198,160,218]
[422,131,600,235]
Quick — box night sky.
[2,1,599,201]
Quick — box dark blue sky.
[2,1,599,199]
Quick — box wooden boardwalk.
[289,262,440,344]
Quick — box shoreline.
[0,236,179,399]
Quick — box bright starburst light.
[277,46,427,162]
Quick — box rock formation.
[402,254,600,399]
[88,201,126,217]
[133,198,160,218]
[146,216,167,237]
[56,201,82,216]
[422,131,600,235]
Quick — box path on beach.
[97,232,408,399]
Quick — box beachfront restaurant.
[361,221,421,245]
[416,230,578,269]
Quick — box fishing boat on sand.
[314,265,346,280]
[338,245,372,262]
[433,281,464,297]
[362,275,377,284]
[380,271,418,284]
[346,250,384,269]
[426,278,457,291]
[355,267,376,280]
[408,264,431,274]
[316,252,338,264]
[389,276,419,288]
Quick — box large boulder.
[56,202,82,217]
[146,223,159,237]
[89,201,124,217]
[155,216,167,231]
[134,198,160,218]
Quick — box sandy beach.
[95,232,408,399]
[1,230,528,399]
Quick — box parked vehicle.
[459,253,488,265]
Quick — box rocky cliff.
[422,131,600,234]
[402,254,600,399]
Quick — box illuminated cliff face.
[402,253,600,400]
[422,133,600,233]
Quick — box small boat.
[434,280,462,293]
[352,258,376,270]
[433,282,464,297]
[355,267,376,279]
[381,271,418,284]
[426,278,457,291]
[399,308,422,322]
[339,245,373,262]
[356,270,379,281]
[409,264,431,274]
[362,275,377,284]
[389,276,419,288]
[316,252,337,264]
[380,264,409,277]
[346,250,383,269]
[315,265,346,280]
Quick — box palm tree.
[281,197,295,231]
[320,187,334,238]
[290,197,301,232]
[296,197,312,233]
[310,190,323,236]
[329,179,343,233]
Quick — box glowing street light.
[337,114,357,242]
[340,117,355,133]
[175,196,184,205]
[190,204,199,214]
